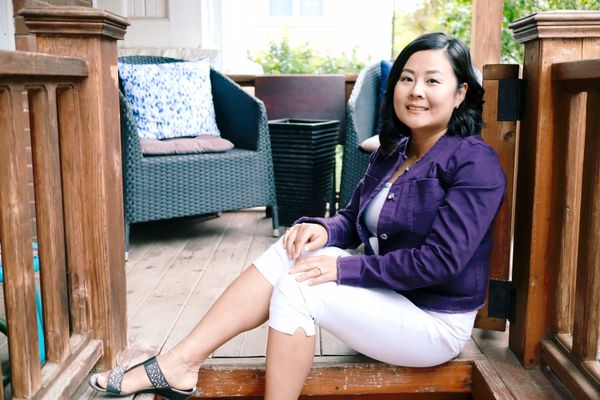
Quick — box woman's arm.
[336,143,506,290]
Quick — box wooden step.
[194,357,514,399]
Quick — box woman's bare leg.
[96,265,273,392]
[264,327,315,400]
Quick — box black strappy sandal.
[88,356,197,400]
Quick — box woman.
[89,32,506,400]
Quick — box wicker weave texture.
[119,56,279,243]
[339,63,381,207]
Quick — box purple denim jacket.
[297,133,506,312]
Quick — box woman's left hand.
[290,255,338,285]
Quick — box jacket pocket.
[411,178,444,238]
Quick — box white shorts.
[252,238,477,367]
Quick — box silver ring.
[315,266,323,276]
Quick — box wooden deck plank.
[471,328,575,399]
[208,211,272,358]
[242,213,278,267]
[127,215,231,351]
[218,213,274,358]
[125,226,158,269]
[125,235,189,320]
[163,210,261,354]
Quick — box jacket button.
[380,233,388,240]
[387,192,395,200]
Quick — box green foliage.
[250,37,366,74]
[500,0,599,62]
[393,0,599,63]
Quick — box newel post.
[508,11,600,368]
[19,6,129,369]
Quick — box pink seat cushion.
[359,134,380,153]
[140,135,234,155]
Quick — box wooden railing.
[0,6,129,399]
[506,13,600,380]
[538,57,600,399]
[229,73,358,104]
[0,49,99,400]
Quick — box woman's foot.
[94,350,199,394]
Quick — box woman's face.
[393,49,467,138]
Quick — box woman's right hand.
[283,223,328,262]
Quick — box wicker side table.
[268,119,339,226]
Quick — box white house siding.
[0,1,15,51]
[93,0,394,73]
[95,0,222,67]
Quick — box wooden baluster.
[28,84,70,363]
[56,85,90,335]
[553,91,587,344]
[0,84,42,398]
[573,91,600,368]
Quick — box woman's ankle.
[168,349,201,373]
[154,351,200,390]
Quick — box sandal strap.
[106,364,127,394]
[143,356,170,390]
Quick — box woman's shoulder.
[437,135,504,184]
[446,134,501,164]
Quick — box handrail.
[552,58,600,90]
[552,58,600,82]
[0,50,88,78]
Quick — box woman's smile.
[406,104,429,113]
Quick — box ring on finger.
[315,266,323,276]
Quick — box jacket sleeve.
[336,143,506,290]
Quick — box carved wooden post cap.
[19,6,129,40]
[509,10,600,44]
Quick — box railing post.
[19,6,129,369]
[508,10,600,368]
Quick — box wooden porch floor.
[64,208,572,400]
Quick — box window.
[270,0,293,16]
[0,0,15,51]
[269,0,323,17]
[299,0,323,16]
[125,0,168,19]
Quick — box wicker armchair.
[339,62,382,207]
[119,56,279,248]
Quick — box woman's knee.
[268,274,316,336]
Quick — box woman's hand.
[282,223,328,262]
[290,255,338,285]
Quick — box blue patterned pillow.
[118,60,221,140]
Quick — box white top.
[363,182,392,255]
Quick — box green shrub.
[251,37,366,74]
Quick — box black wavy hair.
[379,32,484,154]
